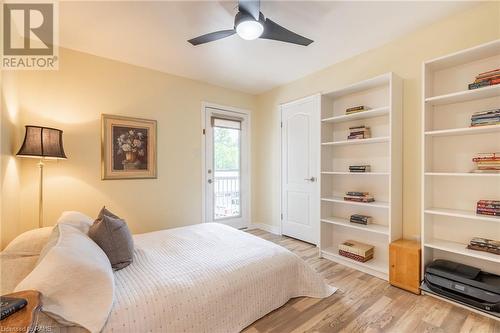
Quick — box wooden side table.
[389,239,421,294]
[0,290,41,333]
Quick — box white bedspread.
[104,223,335,333]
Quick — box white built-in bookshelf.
[319,73,403,281]
[421,39,500,317]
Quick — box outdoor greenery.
[214,127,240,171]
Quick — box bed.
[1,212,336,333]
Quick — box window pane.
[213,126,241,220]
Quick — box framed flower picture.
[101,114,157,180]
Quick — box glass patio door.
[204,107,249,229]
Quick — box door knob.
[208,179,213,184]
[304,177,316,182]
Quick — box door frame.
[280,94,321,244]
[201,102,251,228]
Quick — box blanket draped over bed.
[103,223,335,332]
[3,222,335,333]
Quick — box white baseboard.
[247,223,281,235]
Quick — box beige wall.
[252,2,500,239]
[1,73,23,247]
[1,3,499,248]
[0,48,255,247]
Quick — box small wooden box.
[389,239,421,294]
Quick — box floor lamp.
[16,126,67,228]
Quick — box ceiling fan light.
[236,20,264,40]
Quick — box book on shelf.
[471,169,500,174]
[476,199,500,217]
[349,165,371,173]
[467,237,500,255]
[338,250,373,262]
[477,202,500,209]
[472,152,500,161]
[476,210,500,216]
[471,152,500,173]
[339,240,374,256]
[470,109,500,127]
[349,214,372,225]
[344,196,375,203]
[344,191,375,203]
[476,68,500,79]
[471,109,500,118]
[338,240,374,259]
[468,69,500,90]
[347,126,371,140]
[470,237,500,249]
[477,199,500,205]
[345,105,370,115]
[346,191,369,196]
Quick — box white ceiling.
[59,1,475,94]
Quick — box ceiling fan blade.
[238,0,260,20]
[188,29,236,46]
[260,19,313,46]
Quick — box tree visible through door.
[204,107,249,229]
[213,123,241,219]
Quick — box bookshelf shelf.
[320,72,402,281]
[424,207,500,223]
[321,217,389,235]
[425,84,500,106]
[422,39,500,308]
[425,172,500,177]
[321,136,390,146]
[321,196,389,209]
[425,239,500,264]
[321,171,389,176]
[321,248,388,278]
[321,106,389,123]
[424,124,500,137]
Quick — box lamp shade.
[16,126,67,159]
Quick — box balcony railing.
[214,172,240,219]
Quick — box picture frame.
[101,114,157,180]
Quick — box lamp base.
[38,160,44,228]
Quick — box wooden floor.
[243,229,500,333]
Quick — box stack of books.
[472,153,500,173]
[476,200,500,217]
[344,191,375,203]
[346,105,369,115]
[349,165,371,173]
[467,237,500,255]
[348,126,370,140]
[468,68,500,90]
[338,240,374,262]
[350,214,372,225]
[470,109,500,127]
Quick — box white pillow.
[3,211,93,256]
[0,253,40,294]
[56,211,94,234]
[15,222,114,333]
[3,227,54,256]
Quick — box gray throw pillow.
[89,208,134,270]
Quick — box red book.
[478,200,500,204]
[477,68,500,77]
[476,211,500,217]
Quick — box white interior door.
[203,106,250,229]
[281,95,320,244]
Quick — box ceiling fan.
[188,0,313,46]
